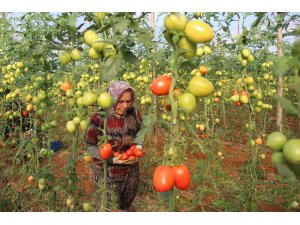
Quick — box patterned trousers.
[92,159,139,211]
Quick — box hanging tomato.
[150,75,172,96]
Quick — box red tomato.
[22,111,28,117]
[98,143,112,160]
[133,148,143,158]
[130,145,136,151]
[236,101,242,107]
[172,164,191,190]
[126,149,134,157]
[120,153,128,160]
[153,166,175,192]
[113,152,120,157]
[150,75,172,96]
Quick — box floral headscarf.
[107,81,135,116]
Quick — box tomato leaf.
[275,164,296,183]
[272,56,294,76]
[102,55,120,82]
[135,30,153,44]
[112,17,131,34]
[120,49,139,65]
[172,34,179,44]
[272,94,299,116]
[134,114,154,144]
[31,45,44,57]
[250,13,266,29]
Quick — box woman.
[85,81,143,211]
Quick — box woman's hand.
[113,153,137,165]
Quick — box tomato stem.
[168,187,175,212]
[100,112,108,211]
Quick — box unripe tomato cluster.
[59,49,81,65]
[164,12,214,61]
[261,60,274,70]
[266,131,300,178]
[1,63,27,86]
[83,30,116,60]
[237,48,254,67]
[196,45,212,57]
[79,73,100,84]
[66,117,89,133]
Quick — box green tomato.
[283,139,300,165]
[188,76,214,97]
[271,152,286,165]
[80,120,89,131]
[97,92,113,109]
[66,121,76,133]
[266,131,287,152]
[178,93,196,113]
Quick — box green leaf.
[172,34,179,45]
[272,56,293,76]
[135,30,153,44]
[121,50,139,65]
[134,114,154,144]
[276,164,296,183]
[31,45,44,57]
[101,55,120,82]
[272,94,299,116]
[112,17,131,34]
[68,13,77,31]
[250,13,266,29]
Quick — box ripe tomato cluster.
[113,145,143,161]
[153,164,190,192]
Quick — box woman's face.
[115,90,133,116]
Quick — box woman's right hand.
[113,153,137,165]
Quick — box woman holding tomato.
[85,81,143,211]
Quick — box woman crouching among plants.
[85,81,143,211]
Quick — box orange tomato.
[199,66,208,75]
[60,82,72,92]
[255,137,263,145]
[236,101,242,107]
[213,97,220,103]
[239,90,249,97]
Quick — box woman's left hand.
[122,156,138,165]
